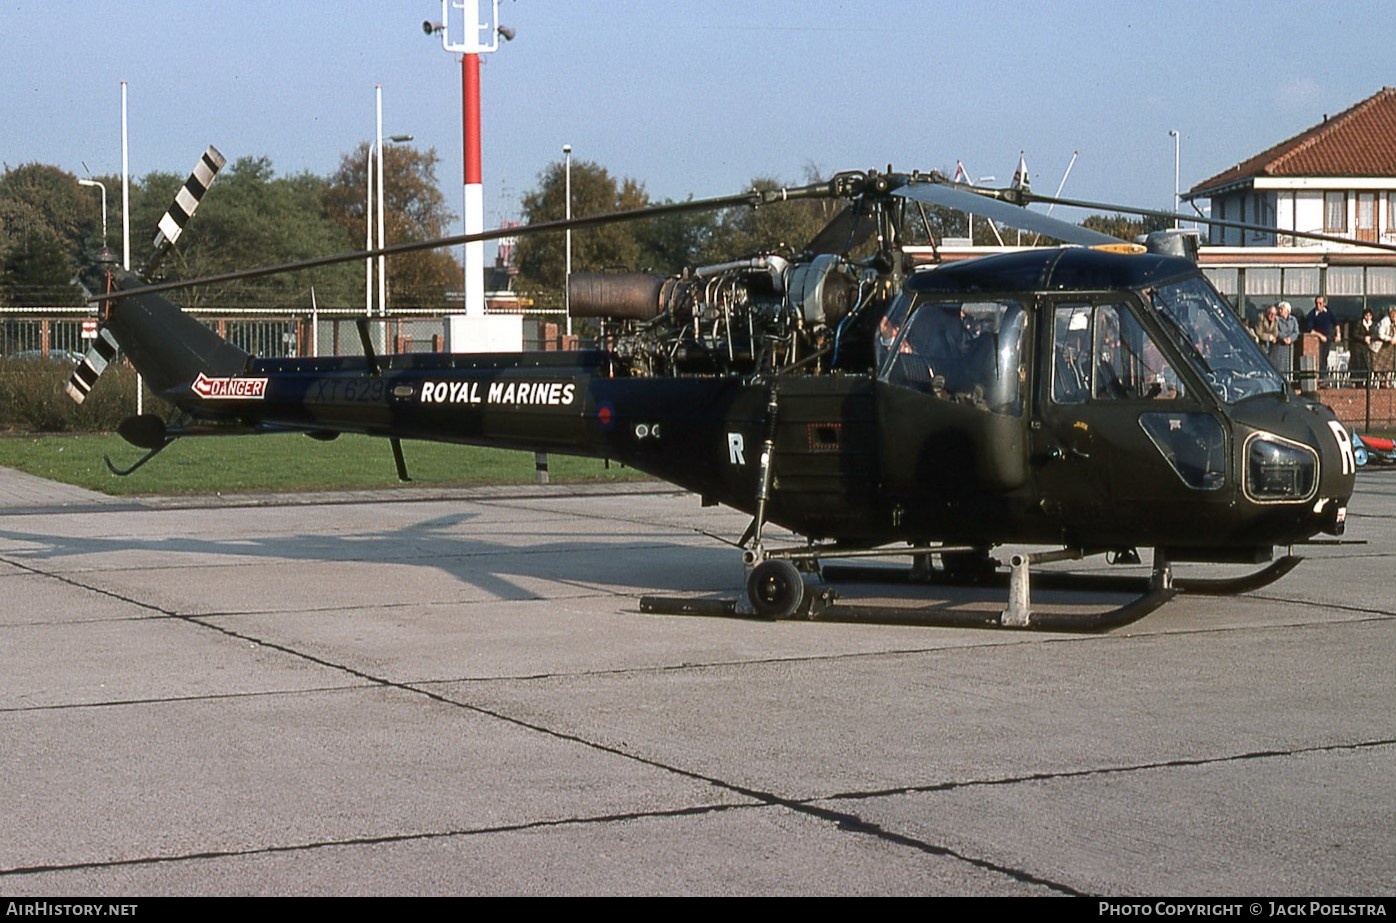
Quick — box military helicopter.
[69,148,1364,630]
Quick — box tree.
[634,201,718,275]
[134,156,360,308]
[1082,212,1170,242]
[702,173,844,263]
[0,229,84,307]
[515,160,651,290]
[324,144,461,307]
[901,200,969,246]
[0,163,102,272]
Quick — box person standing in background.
[1274,301,1299,373]
[1256,303,1279,353]
[1308,296,1337,384]
[1353,307,1376,385]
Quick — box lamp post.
[365,84,413,322]
[77,179,108,247]
[376,87,386,321]
[120,81,138,414]
[1169,129,1180,228]
[564,144,572,335]
[425,1,514,319]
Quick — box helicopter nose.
[1312,417,1355,536]
[1235,403,1354,540]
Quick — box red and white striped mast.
[432,0,512,319]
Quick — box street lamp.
[564,144,572,335]
[1169,129,1180,228]
[364,84,413,320]
[77,178,108,247]
[380,132,413,313]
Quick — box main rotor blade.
[894,182,1121,247]
[804,203,877,256]
[1020,191,1396,256]
[92,181,839,304]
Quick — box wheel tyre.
[746,559,805,619]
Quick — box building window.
[1357,192,1377,242]
[1370,267,1396,296]
[1326,266,1364,297]
[1203,268,1237,296]
[1284,267,1321,298]
[1387,192,1396,232]
[1325,192,1347,232]
[1245,268,1282,297]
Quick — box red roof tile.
[1189,87,1396,195]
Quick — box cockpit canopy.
[878,248,1283,410]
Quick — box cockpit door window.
[1051,302,1184,404]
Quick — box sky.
[1,0,1391,234]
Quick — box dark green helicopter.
[72,150,1366,630]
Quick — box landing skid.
[639,587,1176,632]
[635,545,1276,632]
[822,554,1304,596]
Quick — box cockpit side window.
[879,295,1025,414]
[1052,305,1093,404]
[1053,302,1184,404]
[1093,304,1185,400]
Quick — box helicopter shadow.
[0,499,1162,628]
[0,500,749,616]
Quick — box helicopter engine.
[568,252,864,377]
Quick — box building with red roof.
[1187,86,1396,249]
[1182,88,1396,330]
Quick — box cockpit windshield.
[1150,276,1285,404]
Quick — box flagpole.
[1045,151,1078,217]
[1032,150,1080,246]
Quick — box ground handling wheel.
[746,558,806,619]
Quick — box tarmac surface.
[0,466,1392,896]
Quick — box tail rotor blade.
[144,145,227,274]
[64,327,120,405]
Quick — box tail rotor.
[66,145,227,405]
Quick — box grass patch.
[0,432,647,496]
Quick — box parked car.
[7,349,84,364]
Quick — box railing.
[1,306,576,360]
[0,314,91,358]
[1301,365,1396,433]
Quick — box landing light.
[1245,435,1318,503]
